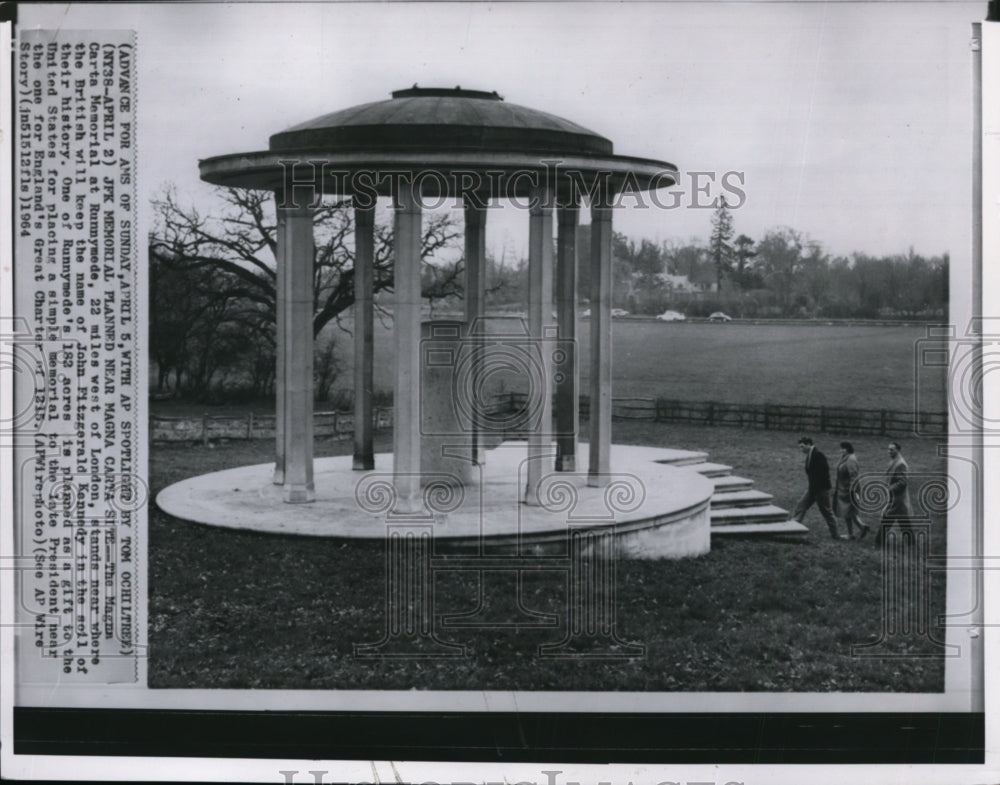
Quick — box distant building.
[659,273,715,293]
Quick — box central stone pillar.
[392,178,423,511]
[588,185,613,486]
[420,320,473,487]
[525,183,555,505]
[275,195,316,503]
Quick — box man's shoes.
[856,521,871,540]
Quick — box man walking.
[876,441,913,546]
[792,436,845,540]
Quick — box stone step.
[711,504,790,526]
[690,462,733,477]
[711,475,755,493]
[652,449,710,466]
[710,489,774,508]
[711,520,810,536]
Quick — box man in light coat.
[833,441,871,539]
[877,441,913,545]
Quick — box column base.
[273,467,284,485]
[556,455,576,472]
[282,484,315,503]
[352,455,375,471]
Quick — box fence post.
[880,409,887,435]
[201,414,208,446]
[763,404,770,430]
[247,412,254,440]
[820,406,827,432]
[707,402,715,426]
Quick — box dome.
[268,86,614,157]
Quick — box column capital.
[529,182,555,216]
[392,176,422,213]
[462,191,492,212]
[588,176,616,211]
[274,182,320,213]
[275,197,316,219]
[590,200,614,219]
[354,201,376,232]
[557,201,581,225]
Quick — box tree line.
[490,202,948,320]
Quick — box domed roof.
[269,86,614,157]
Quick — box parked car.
[708,311,733,322]
[656,310,686,322]
[611,308,629,318]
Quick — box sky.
[19,1,983,262]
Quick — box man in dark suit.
[792,436,845,539]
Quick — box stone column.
[555,201,579,471]
[353,203,375,471]
[273,199,287,485]
[463,200,487,465]
[588,185,613,486]
[525,183,554,504]
[393,178,423,510]
[275,196,316,503]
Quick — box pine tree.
[709,198,735,292]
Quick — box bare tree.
[149,186,463,397]
[150,186,463,338]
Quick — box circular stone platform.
[156,443,713,558]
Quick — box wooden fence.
[150,393,946,443]
[506,392,947,437]
[150,407,395,444]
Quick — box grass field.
[152,320,949,419]
[148,422,948,692]
[598,321,946,411]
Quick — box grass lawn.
[148,423,948,691]
[601,321,946,411]
[151,320,948,420]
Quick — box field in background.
[597,321,946,411]
[151,320,949,418]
